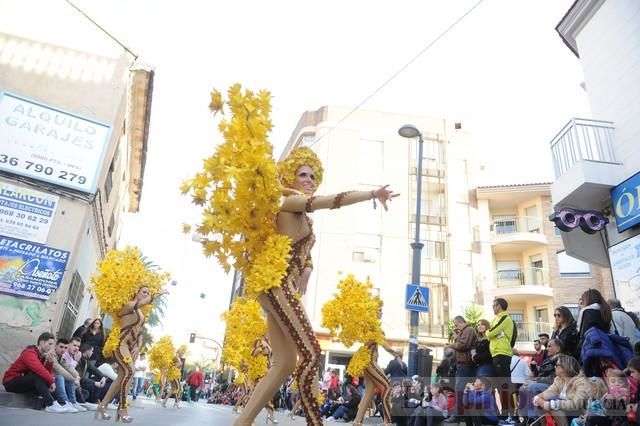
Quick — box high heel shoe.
[161,399,167,408]
[174,401,181,409]
[94,404,111,421]
[116,409,133,423]
[266,413,279,424]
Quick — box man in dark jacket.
[75,344,105,403]
[445,316,477,423]
[2,332,68,412]
[385,352,408,383]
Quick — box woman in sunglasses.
[551,306,579,359]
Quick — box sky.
[72,0,591,345]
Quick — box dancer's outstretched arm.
[281,185,399,213]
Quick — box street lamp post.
[398,124,425,377]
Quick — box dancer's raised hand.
[373,185,400,211]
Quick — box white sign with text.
[609,233,640,313]
[0,92,111,193]
[0,182,59,244]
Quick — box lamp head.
[398,124,422,139]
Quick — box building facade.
[549,0,640,312]
[475,183,611,351]
[0,0,153,374]
[280,106,476,369]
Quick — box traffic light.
[189,332,196,343]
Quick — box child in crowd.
[569,376,607,426]
[462,377,499,426]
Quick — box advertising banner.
[609,233,640,312]
[0,182,58,243]
[0,236,70,301]
[0,92,111,193]
[611,170,640,233]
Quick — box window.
[104,160,115,202]
[563,304,580,321]
[300,134,315,147]
[57,272,85,339]
[525,205,540,232]
[108,212,115,237]
[557,251,591,277]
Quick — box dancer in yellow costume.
[181,86,398,426]
[162,346,186,409]
[92,248,169,423]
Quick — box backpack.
[491,314,518,347]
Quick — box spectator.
[51,338,84,413]
[385,352,408,384]
[499,350,532,425]
[72,318,92,339]
[486,298,515,420]
[187,367,203,402]
[534,355,605,426]
[132,353,148,400]
[75,344,106,403]
[577,290,612,376]
[326,384,361,422]
[330,369,340,392]
[462,377,499,426]
[409,382,449,426]
[551,306,579,359]
[473,319,495,378]
[64,337,96,411]
[2,332,67,413]
[80,319,105,365]
[538,333,550,351]
[322,367,332,394]
[577,289,612,346]
[518,338,564,423]
[436,349,457,391]
[444,316,477,423]
[608,298,639,347]
[626,356,640,425]
[531,340,545,377]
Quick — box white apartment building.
[280,106,476,369]
[0,0,153,374]
[550,0,640,311]
[475,183,610,351]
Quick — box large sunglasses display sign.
[549,208,609,234]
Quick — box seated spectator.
[569,376,608,426]
[64,337,96,411]
[320,388,341,418]
[462,377,499,426]
[75,344,106,403]
[51,338,85,413]
[409,383,449,426]
[327,384,361,422]
[519,338,564,422]
[625,357,639,426]
[500,350,532,424]
[2,332,67,413]
[533,355,603,426]
[588,368,631,425]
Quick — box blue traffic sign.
[405,284,429,312]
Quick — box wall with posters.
[609,232,640,313]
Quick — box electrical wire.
[306,0,484,149]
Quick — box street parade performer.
[162,344,187,409]
[181,85,398,425]
[322,275,396,425]
[91,247,169,423]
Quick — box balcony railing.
[514,321,553,343]
[490,216,542,237]
[495,267,549,288]
[550,118,618,179]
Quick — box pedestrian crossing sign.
[405,284,429,312]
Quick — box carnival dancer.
[92,248,170,423]
[181,87,398,426]
[251,336,279,424]
[162,346,186,409]
[322,276,395,425]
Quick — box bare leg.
[354,371,377,424]
[234,290,298,425]
[354,362,392,424]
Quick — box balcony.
[514,322,553,343]
[492,268,554,299]
[490,216,547,254]
[550,118,625,210]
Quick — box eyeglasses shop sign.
[0,92,111,193]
